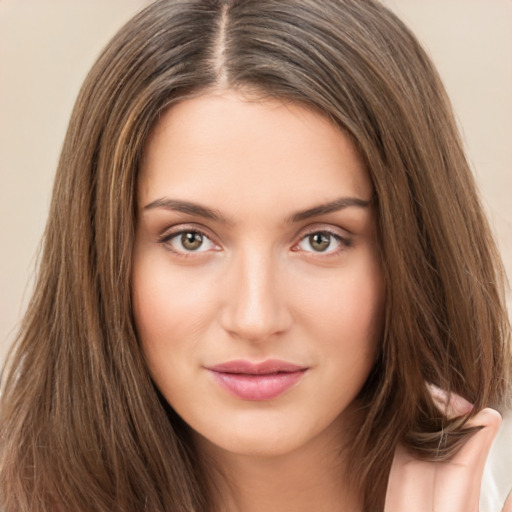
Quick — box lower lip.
[210,370,307,401]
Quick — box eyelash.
[292,229,353,256]
[158,226,220,257]
[158,226,353,258]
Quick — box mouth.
[206,359,309,401]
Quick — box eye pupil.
[181,232,203,250]
[309,233,330,252]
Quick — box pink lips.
[207,359,308,401]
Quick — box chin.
[188,405,349,461]
[196,429,306,459]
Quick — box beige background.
[1,0,511,364]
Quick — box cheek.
[297,255,384,376]
[301,259,384,337]
[131,254,219,411]
[131,251,218,369]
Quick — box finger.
[433,408,502,511]
[450,407,502,468]
[385,444,436,512]
[386,394,502,512]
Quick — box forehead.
[138,90,373,213]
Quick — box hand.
[385,389,502,512]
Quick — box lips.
[206,359,308,401]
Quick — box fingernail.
[426,382,474,416]
[451,393,474,415]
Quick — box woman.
[0,0,510,511]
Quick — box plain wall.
[1,0,511,364]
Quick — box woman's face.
[132,90,384,458]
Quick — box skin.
[133,89,382,511]
[386,390,503,512]
[132,89,503,511]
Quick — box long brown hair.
[1,1,510,511]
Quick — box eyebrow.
[287,196,372,223]
[143,198,230,224]
[143,196,372,224]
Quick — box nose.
[220,248,292,343]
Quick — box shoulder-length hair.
[1,0,510,511]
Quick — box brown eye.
[308,233,331,252]
[295,230,350,255]
[181,232,203,251]
[161,229,218,254]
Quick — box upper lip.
[206,359,308,375]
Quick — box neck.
[194,415,363,512]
